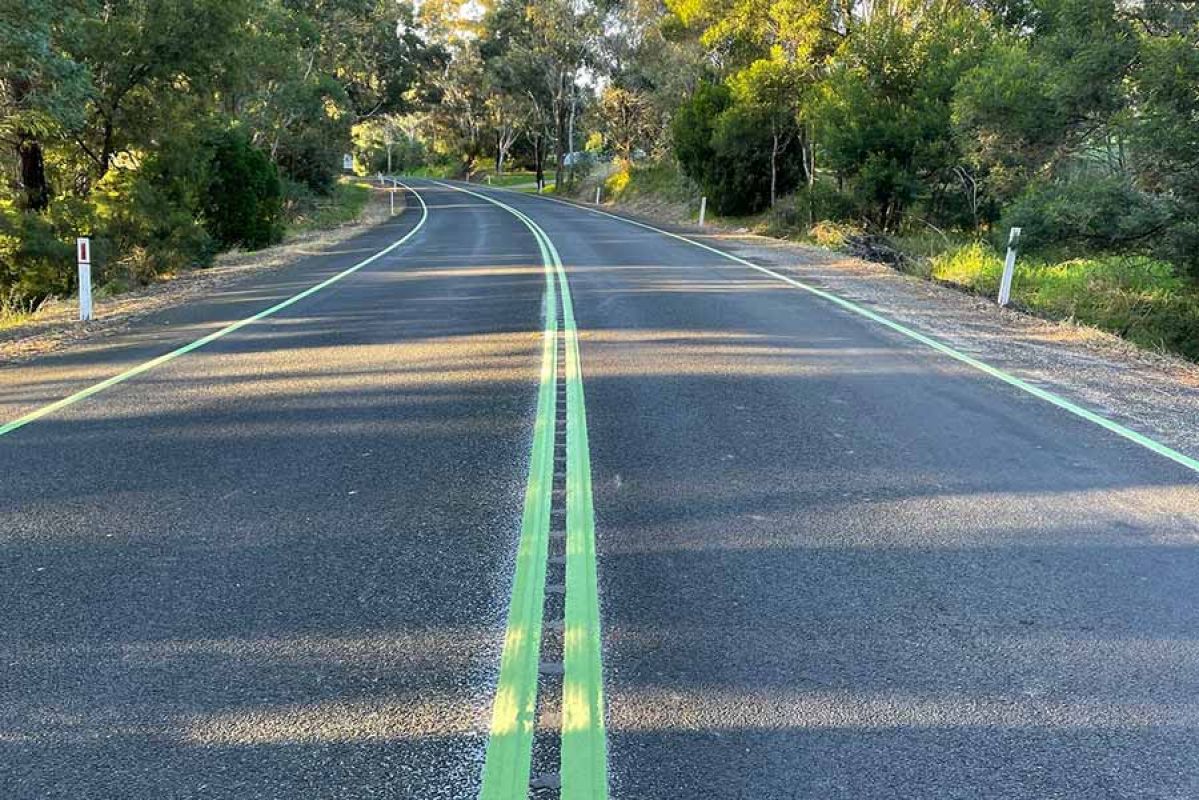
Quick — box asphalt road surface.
[2,179,1198,799]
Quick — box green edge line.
[0,181,429,439]
[527,192,1199,478]
[435,181,608,800]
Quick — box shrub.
[767,183,859,235]
[0,204,74,311]
[93,139,217,285]
[202,129,284,250]
[999,175,1173,257]
[809,220,864,249]
[672,82,730,188]
[705,104,802,215]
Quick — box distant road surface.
[2,179,1197,799]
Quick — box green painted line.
[473,179,560,798]
[0,181,429,439]
[528,192,1199,478]
[434,181,609,800]
[555,238,609,800]
[477,216,558,799]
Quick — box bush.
[202,129,284,250]
[766,182,859,235]
[673,83,803,216]
[999,175,1174,257]
[809,220,865,249]
[706,104,802,215]
[672,82,730,188]
[93,136,217,285]
[0,204,75,311]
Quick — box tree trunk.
[554,105,567,190]
[534,134,544,190]
[17,131,51,212]
[770,130,779,208]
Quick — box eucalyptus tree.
[0,0,89,210]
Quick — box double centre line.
[430,182,609,800]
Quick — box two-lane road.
[2,179,1198,799]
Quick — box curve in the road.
[526,192,1199,478]
[434,181,610,800]
[0,180,429,439]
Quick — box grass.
[477,170,540,188]
[0,307,34,331]
[926,243,1199,360]
[288,179,373,234]
[406,163,464,180]
[603,160,694,205]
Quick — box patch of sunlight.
[609,687,1199,732]
[185,697,480,745]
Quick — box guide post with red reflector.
[76,237,92,321]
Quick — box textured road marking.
[435,181,609,800]
[461,187,559,799]
[0,182,429,439]
[527,192,1199,478]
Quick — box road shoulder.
[544,193,1199,462]
[0,185,402,366]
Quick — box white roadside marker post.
[699,196,707,227]
[389,181,395,215]
[998,226,1022,307]
[76,237,93,321]
[595,186,601,205]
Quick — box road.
[2,179,1198,799]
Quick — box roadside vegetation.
[5,0,1198,360]
[1,0,444,319]
[388,0,1199,363]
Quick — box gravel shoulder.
[574,194,1199,462]
[0,187,399,366]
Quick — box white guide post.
[76,237,93,321]
[595,186,601,205]
[998,227,1022,307]
[699,196,707,227]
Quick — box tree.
[597,86,654,161]
[729,54,804,206]
[0,0,89,210]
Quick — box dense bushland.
[1,0,443,313]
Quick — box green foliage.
[286,179,371,232]
[765,181,859,234]
[929,244,1199,360]
[999,176,1174,257]
[0,0,439,311]
[671,82,730,187]
[202,129,283,250]
[0,202,74,310]
[673,81,802,215]
[812,2,989,230]
[707,103,801,214]
[92,139,215,284]
[599,160,695,211]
